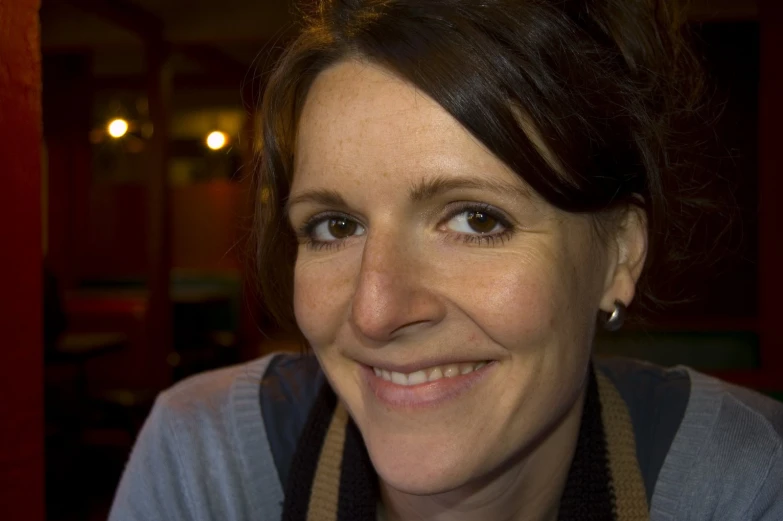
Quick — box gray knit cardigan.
[108,354,783,520]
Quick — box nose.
[350,230,446,343]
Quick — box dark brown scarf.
[282,365,648,521]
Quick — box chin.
[361,429,481,496]
[373,458,466,496]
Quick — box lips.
[362,360,495,408]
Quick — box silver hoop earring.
[602,300,627,332]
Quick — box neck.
[379,387,587,521]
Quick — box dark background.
[1,0,782,519]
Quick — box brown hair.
[250,0,707,332]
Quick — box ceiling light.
[107,118,129,138]
[206,131,228,151]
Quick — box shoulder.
[154,350,323,430]
[156,355,272,423]
[148,355,277,463]
[161,353,324,490]
[655,368,783,520]
[152,351,323,481]
[696,369,783,439]
[109,354,296,521]
[599,358,783,520]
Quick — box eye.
[310,215,366,242]
[445,209,505,235]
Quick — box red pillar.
[0,0,45,519]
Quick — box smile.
[372,361,489,386]
[363,360,496,408]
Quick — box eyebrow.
[408,175,532,203]
[285,175,532,218]
[284,188,350,218]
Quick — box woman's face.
[288,59,642,496]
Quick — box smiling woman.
[287,60,631,509]
[109,1,783,521]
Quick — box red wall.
[0,0,45,519]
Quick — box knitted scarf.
[281,365,648,521]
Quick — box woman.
[110,1,783,520]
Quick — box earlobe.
[599,207,648,313]
[600,264,636,313]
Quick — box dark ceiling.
[40,0,758,79]
[38,0,760,140]
[40,0,297,80]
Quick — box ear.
[599,206,648,313]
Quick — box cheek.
[293,254,357,346]
[483,273,549,337]
[444,245,590,351]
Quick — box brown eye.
[308,215,366,245]
[328,217,358,238]
[466,211,498,234]
[444,207,507,238]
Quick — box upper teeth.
[373,361,488,386]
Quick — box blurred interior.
[23,0,783,519]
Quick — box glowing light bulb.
[107,118,129,138]
[206,131,228,150]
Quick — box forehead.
[293,59,519,189]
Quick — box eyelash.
[297,203,515,252]
[298,211,359,252]
[442,202,515,246]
